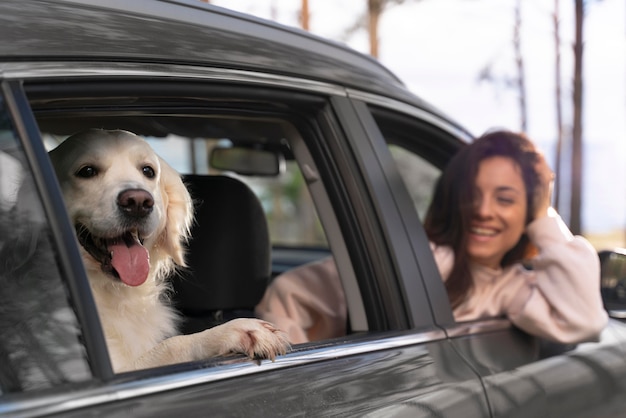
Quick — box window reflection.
[0,101,90,393]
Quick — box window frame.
[345,97,470,329]
[330,96,441,330]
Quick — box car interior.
[26,82,337,341]
[176,174,271,334]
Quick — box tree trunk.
[368,0,383,58]
[300,0,310,31]
[570,0,584,234]
[553,0,564,211]
[513,0,528,132]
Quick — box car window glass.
[0,98,91,393]
[367,105,455,227]
[388,144,440,220]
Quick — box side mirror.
[209,146,283,176]
[600,249,626,320]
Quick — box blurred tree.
[570,0,584,234]
[368,0,384,58]
[478,1,527,133]
[513,0,527,132]
[300,0,310,31]
[343,0,411,58]
[553,0,564,211]
[476,0,585,233]
[370,0,418,58]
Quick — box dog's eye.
[142,166,156,179]
[76,166,98,178]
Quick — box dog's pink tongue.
[110,237,149,287]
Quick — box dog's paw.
[212,318,290,362]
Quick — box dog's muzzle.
[117,188,154,219]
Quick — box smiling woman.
[423,129,607,343]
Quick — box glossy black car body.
[1,1,625,417]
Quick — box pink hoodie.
[255,213,608,344]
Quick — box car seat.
[174,174,271,335]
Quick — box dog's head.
[49,129,193,287]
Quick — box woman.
[423,130,607,343]
[255,130,607,344]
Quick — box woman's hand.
[533,153,554,219]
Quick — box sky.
[211,0,626,243]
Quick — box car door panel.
[52,335,489,417]
[450,319,626,417]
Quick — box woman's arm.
[508,213,608,343]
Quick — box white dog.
[49,129,289,372]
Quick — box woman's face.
[466,156,527,269]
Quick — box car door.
[0,67,498,417]
[351,96,626,417]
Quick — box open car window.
[30,83,334,277]
[25,80,372,363]
[368,104,457,222]
[388,144,440,220]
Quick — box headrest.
[176,175,270,312]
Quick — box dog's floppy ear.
[157,156,193,268]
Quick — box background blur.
[209,0,625,250]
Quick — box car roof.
[1,0,472,141]
[0,0,407,98]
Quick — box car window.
[0,96,91,393]
[388,144,440,220]
[368,108,444,222]
[28,81,364,354]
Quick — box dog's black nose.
[117,189,154,218]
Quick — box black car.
[1,1,626,416]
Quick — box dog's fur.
[49,129,289,372]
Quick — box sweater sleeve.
[508,212,608,344]
[429,242,455,281]
[255,257,346,344]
